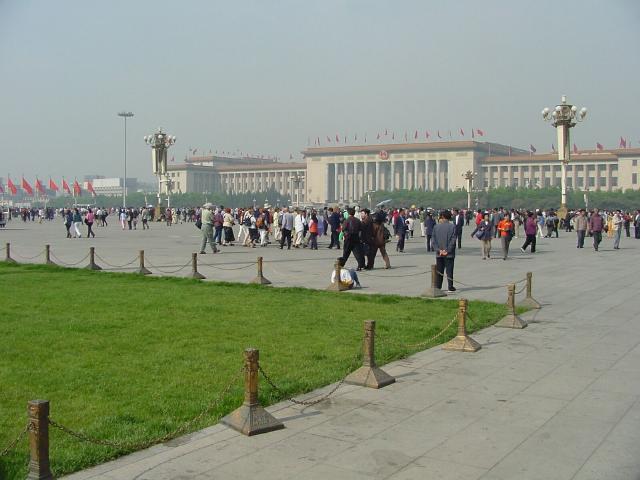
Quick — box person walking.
[342,207,366,270]
[222,208,235,245]
[293,209,306,248]
[327,207,342,249]
[471,213,493,259]
[366,210,391,269]
[199,203,219,254]
[520,211,538,253]
[279,207,294,249]
[141,207,150,230]
[119,209,127,230]
[612,210,623,249]
[589,208,604,251]
[574,209,588,248]
[72,208,83,238]
[213,208,224,245]
[453,208,464,249]
[395,208,408,253]
[85,208,96,238]
[496,214,514,260]
[64,209,73,238]
[424,211,436,252]
[308,213,319,250]
[432,210,457,293]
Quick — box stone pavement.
[2,220,640,479]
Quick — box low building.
[86,177,138,196]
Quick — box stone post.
[221,348,284,436]
[5,242,16,263]
[250,256,271,285]
[137,250,151,275]
[45,245,56,266]
[85,247,102,271]
[188,252,205,279]
[27,400,53,480]
[443,299,481,352]
[496,284,527,328]
[345,320,395,388]
[421,264,446,298]
[519,272,541,309]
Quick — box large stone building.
[163,142,640,205]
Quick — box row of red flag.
[311,128,485,146]
[0,177,94,196]
[532,137,633,154]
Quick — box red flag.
[460,128,465,136]
[619,137,627,148]
[87,181,96,196]
[21,177,33,195]
[425,130,430,139]
[73,180,81,196]
[476,129,484,136]
[62,179,71,194]
[437,130,442,139]
[35,178,45,194]
[573,143,578,154]
[7,178,17,195]
[49,178,59,191]
[529,144,537,153]
[596,142,604,151]
[0,183,3,194]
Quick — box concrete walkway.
[3,221,639,479]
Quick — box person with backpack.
[366,209,391,269]
[471,212,493,259]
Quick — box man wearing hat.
[200,203,219,254]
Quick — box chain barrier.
[48,367,242,450]
[143,257,193,275]
[198,260,256,271]
[359,269,428,279]
[94,253,140,269]
[514,284,527,295]
[376,314,458,350]
[49,252,90,267]
[258,352,362,406]
[435,270,527,290]
[11,248,45,260]
[0,423,30,458]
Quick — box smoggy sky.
[1,0,639,182]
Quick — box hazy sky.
[1,0,639,182]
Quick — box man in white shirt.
[293,210,306,248]
[330,257,362,289]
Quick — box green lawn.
[0,262,509,479]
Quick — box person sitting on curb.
[330,257,362,289]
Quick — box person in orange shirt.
[308,213,319,250]
[497,216,515,260]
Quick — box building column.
[436,160,441,190]
[352,162,357,202]
[402,161,408,190]
[375,161,380,190]
[363,162,368,193]
[342,162,347,201]
[390,161,395,191]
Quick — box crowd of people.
[3,203,639,291]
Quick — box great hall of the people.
[165,141,640,205]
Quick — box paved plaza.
[3,220,640,479]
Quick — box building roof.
[302,141,527,157]
[486,147,640,164]
[215,162,305,173]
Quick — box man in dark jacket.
[342,208,366,270]
[589,209,604,251]
[453,208,464,249]
[327,207,342,249]
[432,210,457,293]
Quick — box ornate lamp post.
[462,170,477,210]
[117,111,134,208]
[289,174,303,207]
[542,95,587,216]
[144,128,176,220]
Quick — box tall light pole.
[117,111,134,208]
[542,95,587,217]
[462,170,477,210]
[144,128,176,220]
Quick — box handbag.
[195,219,202,229]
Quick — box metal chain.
[143,257,193,275]
[198,261,256,271]
[94,253,140,269]
[376,314,458,350]
[258,352,361,406]
[48,368,242,450]
[0,423,30,458]
[359,269,428,279]
[50,252,90,267]
[11,249,45,260]
[435,270,527,290]
[514,284,527,295]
